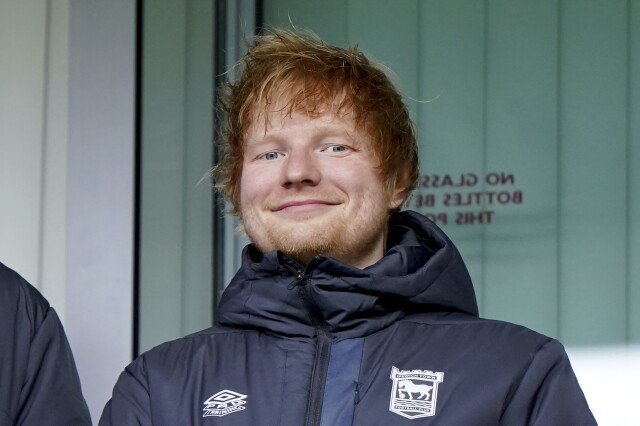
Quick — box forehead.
[246,108,359,142]
[244,83,361,136]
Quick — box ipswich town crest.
[389,366,444,419]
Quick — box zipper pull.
[287,271,305,290]
[354,382,360,404]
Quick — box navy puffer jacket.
[101,211,595,425]
[0,263,91,425]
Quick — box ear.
[387,171,410,211]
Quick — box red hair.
[214,29,419,214]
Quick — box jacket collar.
[217,210,478,340]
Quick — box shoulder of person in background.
[0,262,91,426]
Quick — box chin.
[269,227,341,259]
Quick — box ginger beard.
[238,110,403,268]
[241,186,393,268]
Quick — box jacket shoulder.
[364,313,595,424]
[143,324,246,354]
[133,325,253,374]
[0,262,50,330]
[100,325,271,424]
[397,311,556,356]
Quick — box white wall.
[0,1,52,303]
[0,0,70,316]
[0,0,135,423]
[568,346,640,426]
[66,0,135,421]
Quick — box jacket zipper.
[287,256,332,426]
[306,328,331,426]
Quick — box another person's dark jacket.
[0,263,91,425]
[101,211,596,425]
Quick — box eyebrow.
[247,123,358,145]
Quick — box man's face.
[239,107,404,268]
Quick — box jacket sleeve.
[16,307,92,426]
[99,355,152,426]
[0,263,91,425]
[500,339,597,425]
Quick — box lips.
[274,199,340,212]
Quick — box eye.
[323,145,349,154]
[258,151,283,160]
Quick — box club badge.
[389,366,444,419]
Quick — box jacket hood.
[217,210,478,340]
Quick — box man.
[101,31,595,425]
[0,262,91,425]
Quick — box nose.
[281,148,321,188]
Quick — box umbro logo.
[202,389,247,417]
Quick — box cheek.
[239,168,264,207]
[240,163,277,195]
[332,163,385,196]
[341,171,391,213]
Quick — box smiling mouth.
[274,200,340,212]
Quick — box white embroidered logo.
[202,390,247,417]
[389,366,444,419]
